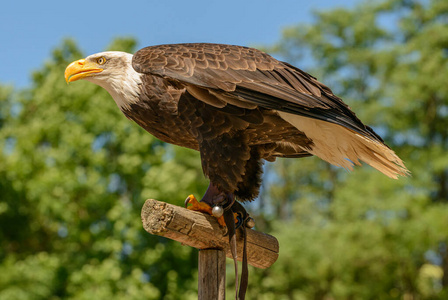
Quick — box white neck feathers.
[85,52,142,111]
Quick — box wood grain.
[198,249,226,300]
[141,199,279,269]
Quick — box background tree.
[0,38,207,300]
[249,0,448,299]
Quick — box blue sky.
[0,0,360,88]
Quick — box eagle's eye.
[97,57,106,65]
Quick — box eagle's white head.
[65,51,142,110]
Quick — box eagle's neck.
[87,56,143,111]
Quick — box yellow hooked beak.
[64,59,103,83]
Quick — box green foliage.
[249,0,448,299]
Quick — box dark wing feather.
[132,43,383,143]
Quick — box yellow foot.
[185,194,212,214]
[185,194,235,227]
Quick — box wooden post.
[141,199,279,299]
[198,249,226,300]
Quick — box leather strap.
[239,224,248,300]
[223,201,249,300]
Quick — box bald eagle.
[65,43,408,209]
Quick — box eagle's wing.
[132,43,381,142]
[132,43,408,178]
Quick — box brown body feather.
[121,43,408,201]
[123,74,313,200]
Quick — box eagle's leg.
[201,183,232,207]
[184,183,237,227]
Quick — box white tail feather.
[278,112,409,179]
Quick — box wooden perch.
[141,199,279,269]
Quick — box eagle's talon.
[184,194,238,227]
[185,194,212,215]
[184,195,192,208]
[217,216,227,227]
